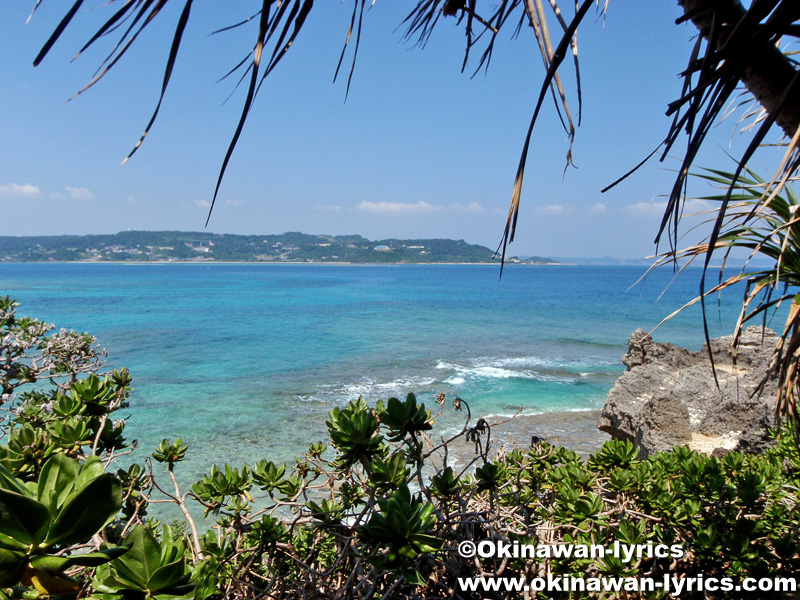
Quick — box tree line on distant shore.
[0,231,556,264]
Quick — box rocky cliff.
[596,327,779,457]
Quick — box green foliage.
[0,232,512,264]
[93,525,194,599]
[250,459,286,492]
[69,374,122,417]
[376,393,432,441]
[369,452,410,491]
[362,484,444,582]
[117,464,151,521]
[0,455,125,593]
[475,460,507,491]
[152,438,188,465]
[191,463,253,511]
[183,394,800,598]
[362,484,441,552]
[588,438,639,472]
[0,306,131,480]
[430,466,461,498]
[326,397,384,469]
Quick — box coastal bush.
[1,299,799,599]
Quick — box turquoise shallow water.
[0,263,751,482]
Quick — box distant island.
[0,231,560,265]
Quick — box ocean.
[0,262,752,483]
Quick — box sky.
[0,1,767,258]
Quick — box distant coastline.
[0,231,561,265]
[5,260,575,266]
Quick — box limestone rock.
[596,327,779,457]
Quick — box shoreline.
[3,260,576,266]
[443,409,609,466]
[488,409,609,456]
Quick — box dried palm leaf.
[649,168,800,426]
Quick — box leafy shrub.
[0,455,125,594]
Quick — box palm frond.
[662,0,800,249]
[333,0,366,101]
[495,0,597,273]
[33,0,84,66]
[652,168,800,426]
[123,0,194,166]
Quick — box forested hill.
[0,231,558,264]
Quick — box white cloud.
[194,199,211,208]
[624,200,667,217]
[357,201,485,215]
[357,201,442,215]
[587,203,607,214]
[66,186,95,200]
[449,201,485,213]
[535,204,574,215]
[49,192,67,200]
[312,204,343,212]
[0,183,41,197]
[624,199,712,217]
[225,199,247,207]
[683,199,714,213]
[126,196,135,203]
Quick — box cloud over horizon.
[0,183,41,198]
[534,204,574,215]
[356,201,484,215]
[624,199,712,217]
[312,204,343,212]
[65,186,95,200]
[49,186,96,200]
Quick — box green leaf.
[30,545,130,571]
[0,487,50,547]
[147,557,189,592]
[98,524,194,596]
[0,547,26,566]
[0,550,26,587]
[93,563,146,594]
[37,454,79,516]
[77,454,105,488]
[164,583,195,596]
[0,531,27,551]
[44,473,121,548]
[0,464,29,496]
[402,568,426,585]
[410,533,444,552]
[158,524,186,565]
[113,525,162,589]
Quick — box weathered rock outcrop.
[596,327,779,458]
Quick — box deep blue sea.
[0,263,756,482]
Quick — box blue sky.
[0,2,757,258]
